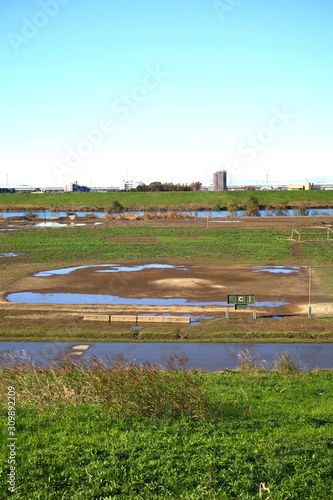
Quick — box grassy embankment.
[0,357,332,499]
[1,225,332,342]
[0,190,333,212]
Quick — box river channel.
[2,208,333,218]
[0,342,332,371]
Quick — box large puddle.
[0,342,332,371]
[252,266,301,274]
[5,263,301,311]
[6,291,289,307]
[0,222,102,230]
[34,263,187,277]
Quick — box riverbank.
[1,365,332,499]
[1,309,333,343]
[0,190,333,212]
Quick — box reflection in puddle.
[6,292,289,308]
[252,265,300,274]
[0,222,103,231]
[35,222,68,227]
[60,344,92,359]
[35,264,118,277]
[96,264,187,273]
[34,263,187,277]
[35,222,100,228]
[189,315,215,325]
[0,253,19,257]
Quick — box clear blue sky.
[1,0,332,187]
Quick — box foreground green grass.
[1,190,333,211]
[1,225,332,265]
[0,362,332,499]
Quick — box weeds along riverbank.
[1,356,333,499]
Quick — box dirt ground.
[1,215,332,322]
[1,214,333,231]
[1,263,309,318]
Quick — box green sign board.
[227,294,255,305]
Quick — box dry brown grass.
[0,356,221,419]
[101,212,193,220]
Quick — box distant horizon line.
[2,178,333,189]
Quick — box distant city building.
[120,180,144,191]
[64,181,90,192]
[312,183,333,190]
[287,183,313,191]
[6,185,62,193]
[213,170,227,191]
[89,186,120,192]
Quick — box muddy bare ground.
[1,215,332,326]
[1,263,309,319]
[1,214,333,231]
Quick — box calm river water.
[2,209,333,218]
[0,342,332,371]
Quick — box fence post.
[308,266,312,318]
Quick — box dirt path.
[292,243,302,259]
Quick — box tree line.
[129,182,202,192]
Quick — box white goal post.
[290,229,301,241]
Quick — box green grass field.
[1,225,332,266]
[1,224,333,342]
[1,361,332,499]
[1,190,333,211]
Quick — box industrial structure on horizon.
[1,174,333,193]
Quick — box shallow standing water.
[6,292,289,307]
[0,342,332,371]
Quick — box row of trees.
[131,182,202,192]
[105,196,261,216]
